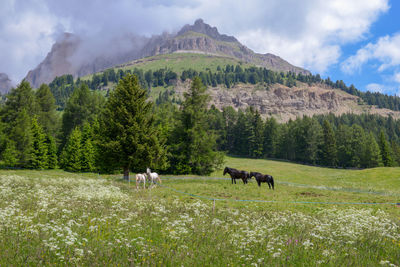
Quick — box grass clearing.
[81,53,252,81]
[0,157,399,265]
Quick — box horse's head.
[223,167,229,175]
[249,172,256,179]
[146,168,151,174]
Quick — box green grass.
[0,157,399,266]
[82,53,252,81]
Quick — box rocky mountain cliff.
[25,33,147,88]
[0,73,13,94]
[170,79,400,122]
[148,19,309,75]
[25,19,309,88]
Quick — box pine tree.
[363,133,382,168]
[250,109,264,158]
[2,139,18,167]
[10,109,33,166]
[81,123,96,172]
[35,84,59,136]
[321,120,337,166]
[336,125,352,167]
[378,130,393,167]
[1,80,37,123]
[390,140,400,166]
[304,118,322,164]
[29,117,48,169]
[61,128,83,172]
[223,106,238,152]
[45,134,58,169]
[61,83,105,146]
[233,110,252,156]
[97,74,166,180]
[1,81,37,167]
[169,77,224,175]
[350,124,365,168]
[263,117,278,158]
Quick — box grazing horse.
[223,167,250,184]
[135,173,147,189]
[249,171,274,189]
[146,168,162,188]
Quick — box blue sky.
[1,0,399,95]
[331,0,400,95]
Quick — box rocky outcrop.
[0,73,13,94]
[149,19,309,75]
[25,19,309,88]
[170,80,400,122]
[25,33,79,88]
[177,19,238,42]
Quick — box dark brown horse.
[249,171,274,189]
[223,167,250,184]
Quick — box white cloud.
[0,0,390,82]
[341,33,400,74]
[394,72,400,83]
[366,83,384,93]
[233,0,389,73]
[0,0,70,82]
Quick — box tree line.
[49,65,400,113]
[202,107,398,168]
[2,73,400,174]
[0,75,223,177]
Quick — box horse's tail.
[157,176,162,184]
[270,176,274,190]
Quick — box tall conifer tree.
[378,130,393,167]
[45,134,58,169]
[36,84,59,136]
[321,120,337,166]
[29,117,48,169]
[169,77,224,175]
[61,128,83,172]
[97,74,166,180]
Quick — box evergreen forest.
[1,66,400,175]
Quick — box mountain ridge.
[24,19,309,88]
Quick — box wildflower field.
[0,157,399,266]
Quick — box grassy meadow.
[81,53,251,81]
[0,156,399,266]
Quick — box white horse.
[135,173,147,189]
[146,168,161,188]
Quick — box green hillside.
[82,53,252,81]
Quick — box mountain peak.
[0,73,13,94]
[177,19,238,42]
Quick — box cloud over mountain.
[0,0,390,83]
